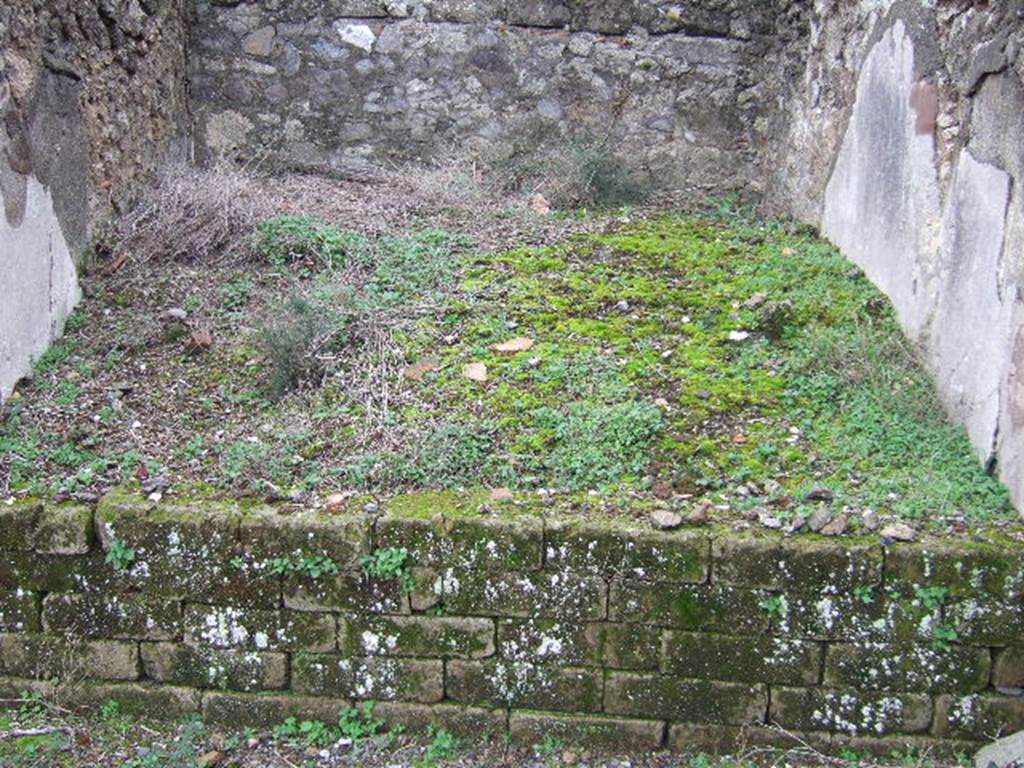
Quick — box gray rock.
[806,508,833,532]
[974,730,1024,768]
[650,509,683,530]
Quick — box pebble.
[820,512,848,537]
[861,508,880,531]
[805,487,835,503]
[650,509,683,530]
[159,307,188,323]
[806,508,833,532]
[758,510,783,529]
[880,522,917,542]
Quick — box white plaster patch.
[335,22,376,53]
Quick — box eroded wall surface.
[769,1,1024,510]
[189,0,780,195]
[0,0,190,400]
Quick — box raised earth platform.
[1,489,1022,754]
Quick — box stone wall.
[766,1,1024,512]
[2,489,1022,750]
[0,0,190,401]
[189,0,776,193]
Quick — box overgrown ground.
[0,168,1016,532]
[0,694,970,768]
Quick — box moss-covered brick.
[446,659,603,713]
[824,642,991,694]
[34,504,93,555]
[0,588,39,632]
[769,686,932,735]
[497,619,659,670]
[885,542,1024,600]
[0,633,139,680]
[183,605,335,652]
[95,489,244,599]
[946,597,1024,645]
[667,723,832,754]
[344,615,495,659]
[408,567,442,612]
[140,642,287,691]
[544,518,708,583]
[609,581,768,634]
[604,672,767,725]
[0,500,40,550]
[371,701,507,738]
[61,682,201,720]
[713,536,881,593]
[42,593,181,640]
[662,631,821,685]
[202,691,351,729]
[932,693,1024,741]
[0,551,104,592]
[783,589,894,642]
[292,653,443,702]
[239,507,370,569]
[509,711,665,751]
[439,569,606,620]
[284,570,407,614]
[994,646,1024,689]
[376,513,543,572]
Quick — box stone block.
[344,615,495,659]
[239,507,371,570]
[885,544,1024,600]
[446,659,602,712]
[42,593,181,640]
[202,691,351,728]
[661,631,822,685]
[284,571,407,614]
[292,653,443,703]
[604,672,767,725]
[947,598,1024,645]
[509,711,665,751]
[994,646,1024,689]
[545,518,709,583]
[506,1,572,29]
[712,536,882,593]
[141,642,288,691]
[441,570,606,620]
[0,552,103,592]
[831,733,980,760]
[0,588,39,632]
[34,504,92,554]
[824,642,991,694]
[62,682,201,720]
[371,701,507,738]
[0,500,40,550]
[376,504,543,572]
[183,605,336,652]
[933,694,1024,741]
[497,619,659,670]
[0,633,139,681]
[769,686,933,735]
[609,581,768,634]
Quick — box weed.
[534,734,565,758]
[853,586,875,605]
[760,595,787,619]
[914,586,950,612]
[266,554,339,579]
[259,286,352,396]
[421,726,460,765]
[932,623,958,652]
[337,702,385,741]
[362,547,416,592]
[222,276,255,312]
[105,539,136,572]
[254,215,363,270]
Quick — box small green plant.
[105,539,136,572]
[254,215,362,270]
[421,726,460,765]
[17,690,47,720]
[853,586,875,605]
[265,554,338,579]
[337,702,386,742]
[361,547,416,592]
[760,594,787,618]
[99,700,121,720]
[932,623,959,652]
[914,585,950,612]
[222,276,255,312]
[534,734,565,758]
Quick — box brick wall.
[1,489,1022,753]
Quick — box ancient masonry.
[1,491,1022,751]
